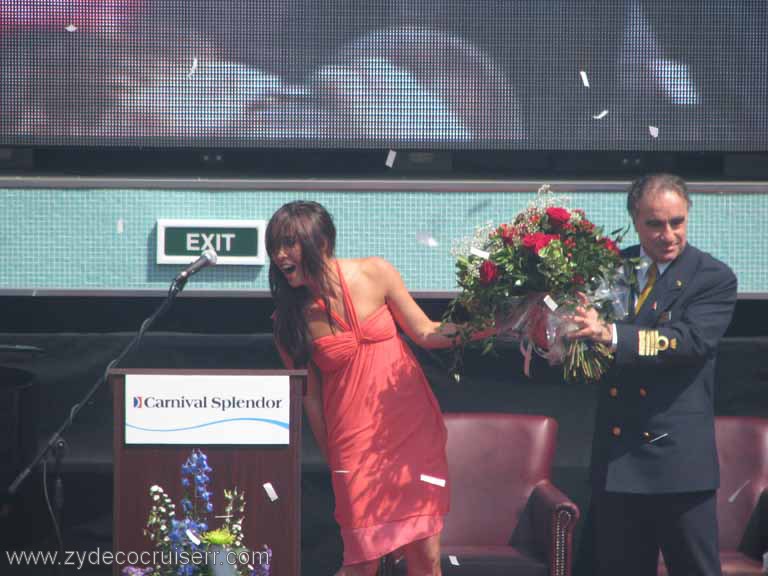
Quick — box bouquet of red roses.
[447,185,631,383]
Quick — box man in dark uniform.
[570,173,737,575]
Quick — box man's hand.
[566,294,613,345]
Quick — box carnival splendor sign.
[124,374,290,445]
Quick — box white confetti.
[65,24,78,33]
[117,219,125,234]
[416,232,439,248]
[592,110,609,120]
[187,57,199,79]
[449,555,460,566]
[470,247,490,260]
[420,474,446,487]
[649,126,660,138]
[214,514,233,519]
[543,295,559,312]
[334,470,350,474]
[263,482,279,502]
[728,479,751,503]
[185,529,201,546]
[579,70,590,88]
[385,150,397,168]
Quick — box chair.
[440,413,580,576]
[659,416,768,575]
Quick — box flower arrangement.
[447,185,632,383]
[122,449,271,576]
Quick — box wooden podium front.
[110,369,306,576]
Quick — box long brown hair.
[266,201,337,367]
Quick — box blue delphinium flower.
[180,450,213,526]
[174,449,216,575]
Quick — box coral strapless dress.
[312,262,450,565]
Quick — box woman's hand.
[469,323,497,342]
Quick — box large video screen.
[1,0,766,152]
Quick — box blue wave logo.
[133,396,143,409]
[126,417,289,433]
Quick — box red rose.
[498,224,517,245]
[572,273,585,285]
[522,232,559,255]
[602,238,620,255]
[579,220,595,232]
[546,207,571,228]
[479,260,499,285]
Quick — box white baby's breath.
[451,221,499,281]
[451,221,496,259]
[528,184,571,211]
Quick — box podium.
[110,369,306,576]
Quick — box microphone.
[174,249,218,285]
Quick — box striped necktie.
[635,263,658,315]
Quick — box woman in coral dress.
[267,201,491,575]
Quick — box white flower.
[529,184,571,210]
[451,221,496,259]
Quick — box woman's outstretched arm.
[374,257,494,350]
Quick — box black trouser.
[584,490,722,576]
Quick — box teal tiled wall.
[0,186,764,293]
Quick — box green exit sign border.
[157,219,266,266]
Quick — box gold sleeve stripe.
[638,330,677,356]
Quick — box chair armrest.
[528,481,581,576]
[738,487,768,560]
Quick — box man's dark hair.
[627,174,691,217]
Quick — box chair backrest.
[441,413,558,546]
[715,416,768,550]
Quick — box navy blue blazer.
[590,243,737,494]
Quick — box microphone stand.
[52,438,66,538]
[6,276,190,565]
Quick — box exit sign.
[157,219,266,265]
